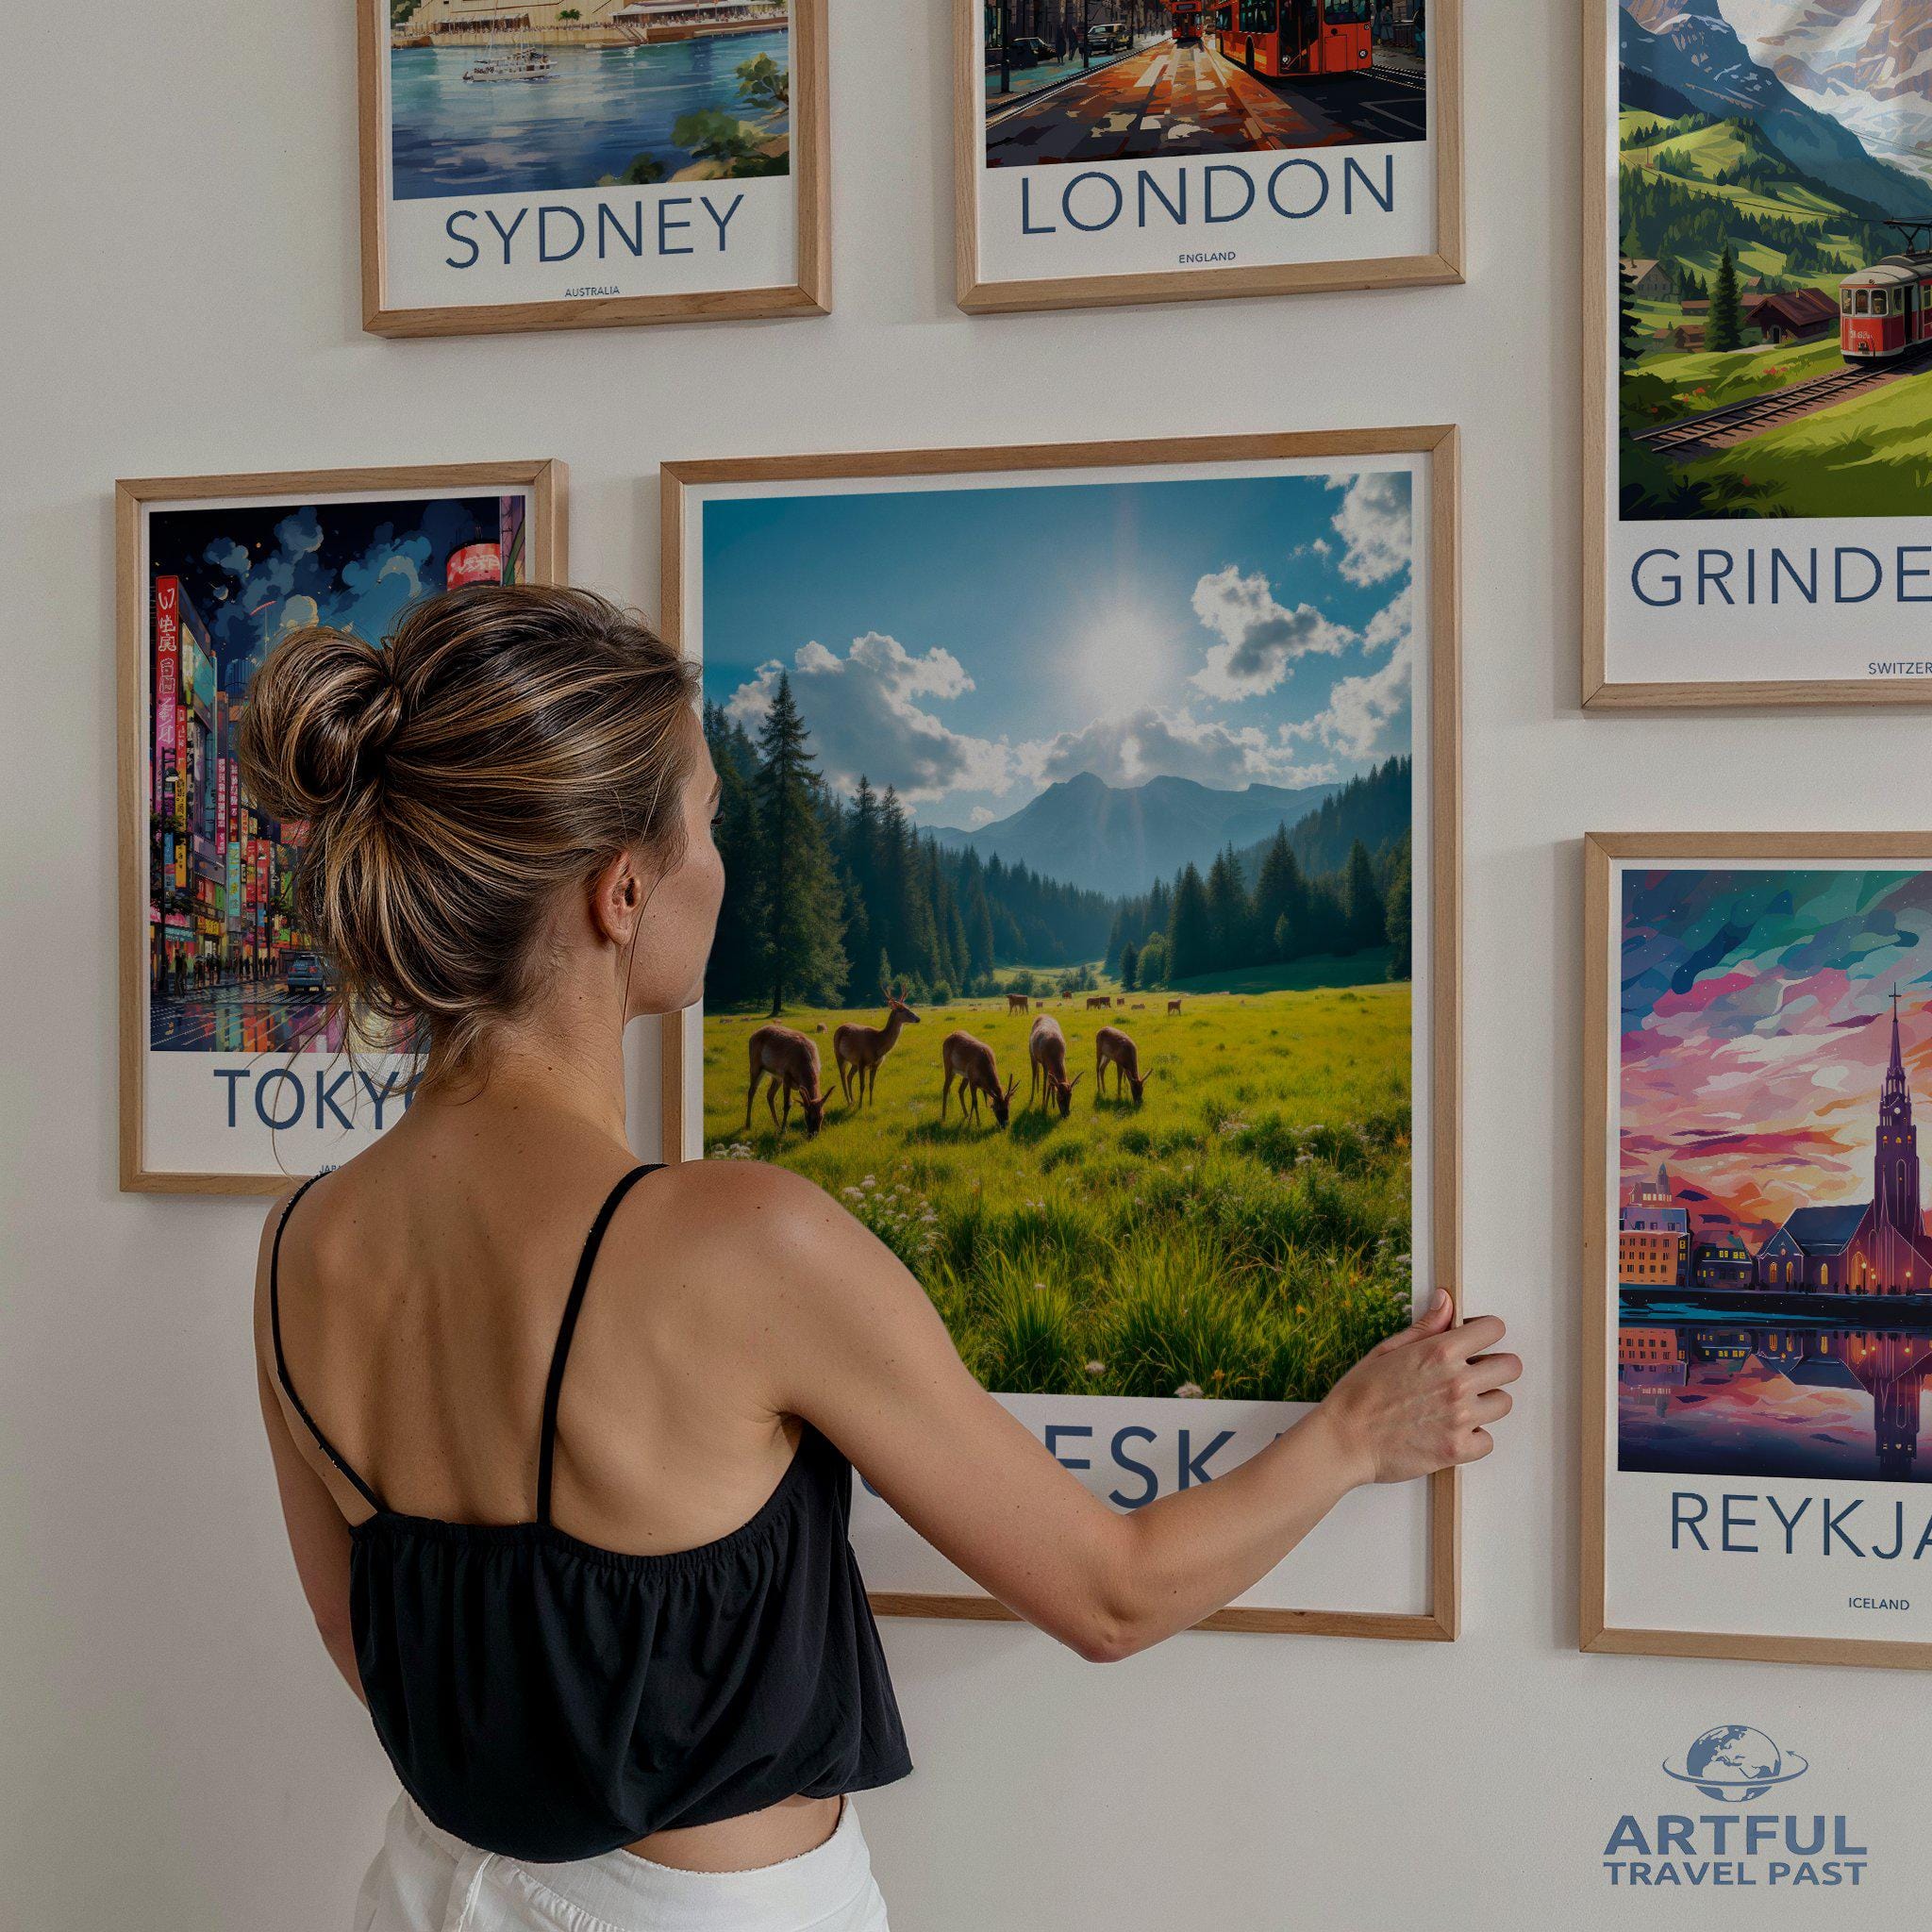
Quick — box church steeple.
[1875,990,1923,1236]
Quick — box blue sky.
[701,469,1415,830]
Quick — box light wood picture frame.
[358,0,828,337]
[955,0,1462,315]
[1585,832,1932,1670]
[117,460,566,1194]
[1582,5,1932,709]
[658,428,1461,1637]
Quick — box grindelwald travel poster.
[1587,838,1932,1668]
[662,432,1460,1632]
[360,0,824,334]
[117,464,562,1192]
[1588,1,1932,703]
[958,0,1461,311]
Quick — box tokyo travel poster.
[962,0,1457,309]
[1589,1,1932,700]
[1591,841,1932,1666]
[121,467,558,1192]
[665,435,1457,1628]
[364,0,822,332]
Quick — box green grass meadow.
[704,975,1414,1403]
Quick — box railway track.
[1631,358,1896,453]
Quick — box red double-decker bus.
[1216,0,1372,77]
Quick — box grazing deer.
[1167,997,1183,1015]
[1085,993,1112,1010]
[744,1024,830,1137]
[1027,1012,1084,1119]
[833,994,920,1108]
[1094,1024,1154,1106]
[941,1030,1017,1128]
[1006,991,1031,1014]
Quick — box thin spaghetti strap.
[537,1164,661,1525]
[270,1173,384,1514]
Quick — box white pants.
[355,1790,891,1932]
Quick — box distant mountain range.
[1622,0,1932,214]
[925,771,1341,898]
[1721,0,1932,184]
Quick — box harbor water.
[391,32,791,199]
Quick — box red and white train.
[1840,225,1932,362]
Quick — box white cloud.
[724,632,1016,802]
[1290,634,1413,759]
[1361,583,1412,656]
[1030,705,1338,791]
[1326,471,1413,587]
[965,805,996,828]
[1189,565,1355,701]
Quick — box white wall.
[5,5,1924,1927]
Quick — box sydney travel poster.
[135,482,535,1184]
[374,0,799,317]
[968,0,1441,293]
[691,458,1428,1438]
[1597,0,1932,690]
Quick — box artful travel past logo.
[1603,1727,1868,1890]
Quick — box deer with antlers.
[1094,1024,1154,1107]
[1027,1012,1084,1119]
[744,1024,830,1138]
[1006,991,1031,1014]
[940,1030,1017,1128]
[833,992,920,1108]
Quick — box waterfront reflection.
[1619,1293,1932,1482]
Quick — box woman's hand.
[1316,1290,1520,1488]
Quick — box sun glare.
[1075,605,1169,713]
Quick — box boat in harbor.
[462,46,557,80]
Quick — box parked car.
[996,35,1056,67]
[1086,22,1129,51]
[285,952,331,996]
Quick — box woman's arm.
[251,1195,368,1707]
[713,1163,1516,1662]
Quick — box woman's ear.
[588,847,645,948]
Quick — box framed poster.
[116,461,566,1194]
[1585,833,1932,1670]
[955,0,1462,315]
[1585,3,1932,708]
[358,0,826,337]
[660,428,1460,1636]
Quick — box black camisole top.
[270,1163,912,1863]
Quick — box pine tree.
[1167,863,1213,984]
[1121,941,1140,992]
[1619,258,1644,364]
[1205,845,1253,970]
[1137,931,1167,987]
[703,713,760,1008]
[1252,826,1307,962]
[1708,243,1743,353]
[1343,839,1386,954]
[1385,841,1413,981]
[750,674,846,1014]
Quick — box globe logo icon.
[1662,1725,1808,1802]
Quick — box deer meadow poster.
[662,433,1458,1629]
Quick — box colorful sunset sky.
[1622,867,1932,1240]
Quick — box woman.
[245,585,1517,1932]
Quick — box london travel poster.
[667,439,1454,1624]
[1593,845,1932,1662]
[962,0,1453,307]
[1591,1,1932,698]
[122,470,554,1191]
[365,0,815,329]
